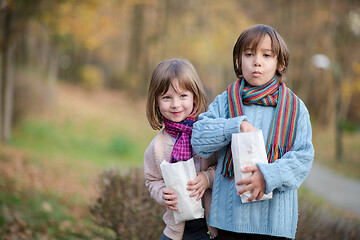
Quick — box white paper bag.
[160,158,204,224]
[232,131,273,203]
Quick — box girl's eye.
[264,54,272,58]
[245,53,253,57]
[162,96,170,100]
[180,94,187,98]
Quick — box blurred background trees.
[1,0,360,156]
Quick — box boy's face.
[241,35,277,87]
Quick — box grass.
[11,82,156,169]
[11,118,138,168]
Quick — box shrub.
[90,167,360,240]
[90,167,165,240]
[296,200,360,240]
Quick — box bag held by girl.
[160,158,204,224]
[232,131,273,203]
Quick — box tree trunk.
[127,3,144,74]
[0,5,14,143]
[4,39,14,142]
[48,48,58,101]
[333,63,343,161]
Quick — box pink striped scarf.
[222,77,300,179]
[163,117,196,163]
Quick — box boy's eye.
[245,53,253,57]
[180,94,187,98]
[264,54,272,58]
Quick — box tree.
[0,0,15,142]
[0,0,51,142]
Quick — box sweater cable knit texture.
[191,90,314,239]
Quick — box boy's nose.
[253,56,261,67]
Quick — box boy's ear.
[278,62,286,73]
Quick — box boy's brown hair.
[146,58,207,130]
[233,24,289,82]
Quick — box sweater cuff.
[202,171,211,189]
[224,116,248,141]
[257,162,282,194]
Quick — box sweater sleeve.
[143,140,166,206]
[257,103,315,194]
[192,92,248,158]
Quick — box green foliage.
[343,120,360,133]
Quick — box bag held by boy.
[232,131,273,203]
[160,158,204,224]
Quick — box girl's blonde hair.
[233,24,289,82]
[146,58,207,130]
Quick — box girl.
[191,25,314,240]
[144,58,218,240]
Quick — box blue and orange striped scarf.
[222,77,300,179]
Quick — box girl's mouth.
[171,111,182,116]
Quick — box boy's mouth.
[252,71,262,77]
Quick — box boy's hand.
[240,121,258,132]
[187,172,208,201]
[236,165,266,202]
[162,188,178,211]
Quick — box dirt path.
[303,163,360,216]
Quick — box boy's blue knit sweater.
[191,90,314,239]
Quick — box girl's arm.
[143,144,167,205]
[257,104,314,194]
[144,142,179,209]
[187,152,218,200]
[192,92,248,158]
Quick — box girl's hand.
[236,165,266,202]
[162,188,178,211]
[187,172,208,201]
[240,121,258,132]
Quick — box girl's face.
[241,35,278,87]
[157,79,194,123]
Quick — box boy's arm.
[257,103,315,194]
[192,92,248,158]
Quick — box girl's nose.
[171,99,180,109]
